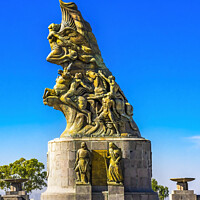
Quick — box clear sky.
[0,0,200,197]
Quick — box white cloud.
[187,135,200,148]
[189,136,200,139]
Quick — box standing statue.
[86,70,107,97]
[96,95,120,136]
[98,70,125,100]
[74,142,91,184]
[106,142,123,185]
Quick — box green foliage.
[0,158,47,193]
[158,185,169,200]
[152,178,159,192]
[152,178,169,200]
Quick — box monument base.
[2,191,29,200]
[76,184,92,200]
[42,192,158,200]
[93,191,159,200]
[170,190,197,200]
[41,137,159,200]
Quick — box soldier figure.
[74,142,91,184]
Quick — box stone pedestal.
[2,191,29,200]
[2,184,29,200]
[76,184,92,200]
[170,190,197,200]
[2,196,23,200]
[41,137,159,200]
[108,185,124,200]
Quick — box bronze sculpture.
[106,142,123,185]
[74,142,91,184]
[43,0,141,138]
[41,2,159,200]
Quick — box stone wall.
[170,190,197,200]
[41,137,158,200]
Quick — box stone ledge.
[172,190,195,194]
[49,137,149,144]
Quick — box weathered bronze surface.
[106,143,123,185]
[43,0,141,138]
[74,142,91,184]
[91,150,107,186]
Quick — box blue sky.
[0,0,200,196]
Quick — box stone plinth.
[76,184,92,200]
[108,185,124,200]
[41,137,159,200]
[2,179,29,200]
[2,196,28,200]
[170,190,197,200]
[170,178,197,200]
[2,193,29,200]
[2,196,23,200]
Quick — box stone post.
[75,184,92,200]
[2,179,29,200]
[108,185,124,200]
[102,191,108,200]
[170,178,197,200]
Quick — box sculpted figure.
[105,123,115,136]
[98,70,127,117]
[98,70,125,100]
[74,142,91,184]
[77,96,92,125]
[60,72,92,105]
[43,70,72,99]
[86,70,107,96]
[43,1,141,138]
[47,23,61,51]
[47,23,74,65]
[98,70,139,132]
[47,23,97,66]
[107,142,123,185]
[96,95,120,135]
[60,73,92,124]
[62,73,92,97]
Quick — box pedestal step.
[92,191,159,200]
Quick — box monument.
[41,1,159,199]
[170,178,197,200]
[2,179,29,200]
